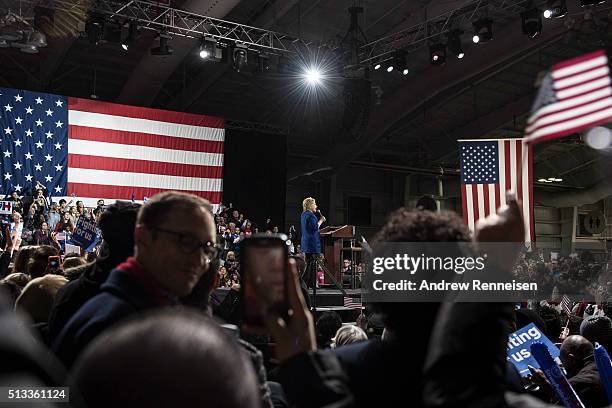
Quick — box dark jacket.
[47,261,106,347]
[300,211,320,254]
[278,351,354,408]
[567,358,608,408]
[51,267,174,369]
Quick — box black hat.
[98,202,140,252]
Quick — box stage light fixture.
[150,32,173,56]
[543,0,567,18]
[391,50,408,73]
[233,44,248,72]
[429,43,446,65]
[85,13,105,45]
[472,18,493,43]
[447,29,464,59]
[199,37,216,59]
[374,63,381,70]
[402,68,409,75]
[522,8,542,38]
[121,21,138,51]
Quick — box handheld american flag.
[524,50,612,145]
[0,88,224,207]
[459,138,534,243]
[561,294,572,315]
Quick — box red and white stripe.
[59,98,224,208]
[525,50,612,144]
[343,296,362,310]
[460,139,534,243]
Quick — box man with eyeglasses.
[52,191,218,368]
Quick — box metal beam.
[167,0,300,111]
[115,0,244,107]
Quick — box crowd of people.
[512,253,612,304]
[0,189,610,407]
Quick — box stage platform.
[307,288,364,316]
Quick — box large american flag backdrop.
[0,88,224,207]
[459,138,534,243]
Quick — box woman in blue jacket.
[300,197,325,289]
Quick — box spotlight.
[121,21,138,51]
[429,43,446,65]
[580,0,606,6]
[402,68,409,75]
[392,50,408,73]
[472,18,493,43]
[374,63,381,70]
[85,13,105,45]
[199,37,216,60]
[304,68,322,85]
[543,0,567,18]
[522,8,542,38]
[150,32,173,56]
[447,29,464,59]
[233,44,248,72]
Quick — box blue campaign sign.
[507,322,560,377]
[72,216,99,249]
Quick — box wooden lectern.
[319,225,355,282]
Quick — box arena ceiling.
[1,0,611,198]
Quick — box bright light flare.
[304,68,322,85]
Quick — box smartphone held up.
[240,234,290,331]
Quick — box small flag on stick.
[525,50,612,145]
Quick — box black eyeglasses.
[149,227,220,259]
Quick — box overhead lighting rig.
[42,0,307,57]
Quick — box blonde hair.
[302,197,316,212]
[15,274,68,323]
[331,325,368,348]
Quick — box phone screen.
[241,236,288,329]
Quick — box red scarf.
[117,257,176,306]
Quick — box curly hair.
[369,208,472,340]
[373,208,471,244]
